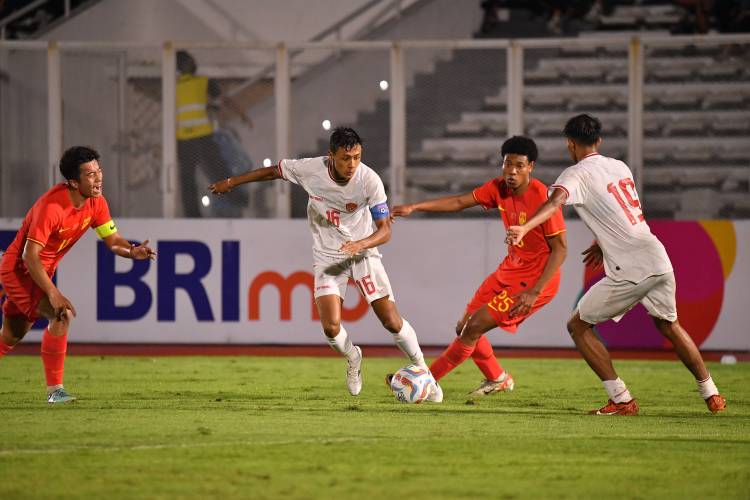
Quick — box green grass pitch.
[0,355,748,499]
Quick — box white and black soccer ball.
[389,364,435,404]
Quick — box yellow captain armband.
[94,220,118,239]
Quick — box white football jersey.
[278,156,388,257]
[551,153,672,283]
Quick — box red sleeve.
[91,196,113,228]
[472,178,499,210]
[26,200,62,247]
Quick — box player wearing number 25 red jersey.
[392,136,567,397]
[0,146,156,404]
[506,114,725,415]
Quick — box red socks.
[429,338,475,381]
[0,337,14,358]
[41,329,68,387]
[471,335,504,381]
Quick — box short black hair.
[177,50,197,74]
[329,127,362,153]
[563,114,602,146]
[59,146,100,181]
[500,135,538,163]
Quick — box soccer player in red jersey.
[392,136,567,398]
[0,146,156,404]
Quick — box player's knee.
[566,316,583,337]
[321,320,341,338]
[380,315,402,334]
[1,327,23,345]
[652,316,678,337]
[461,319,484,344]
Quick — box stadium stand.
[318,2,750,219]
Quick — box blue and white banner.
[1,219,747,349]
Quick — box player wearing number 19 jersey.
[506,114,725,415]
[209,127,431,398]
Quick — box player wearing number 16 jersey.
[506,114,725,415]
[208,127,431,398]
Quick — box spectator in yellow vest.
[176,50,246,217]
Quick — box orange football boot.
[589,399,639,416]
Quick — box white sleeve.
[551,167,587,205]
[366,171,387,207]
[277,158,302,186]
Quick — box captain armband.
[370,202,390,221]
[94,219,118,239]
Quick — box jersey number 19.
[607,178,644,225]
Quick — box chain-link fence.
[642,40,750,219]
[0,45,48,218]
[405,46,507,218]
[1,35,748,220]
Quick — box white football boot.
[346,346,363,396]
[426,380,443,403]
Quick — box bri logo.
[96,240,369,322]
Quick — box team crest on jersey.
[81,216,91,229]
[345,203,358,213]
[519,212,526,224]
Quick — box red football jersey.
[473,177,566,288]
[0,183,114,276]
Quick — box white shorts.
[312,253,394,304]
[577,272,678,324]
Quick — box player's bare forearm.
[209,166,280,194]
[340,218,391,256]
[360,219,392,248]
[531,233,567,294]
[411,192,476,214]
[104,234,156,260]
[393,192,477,217]
[21,241,58,296]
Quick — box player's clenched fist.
[391,204,414,218]
[505,225,526,246]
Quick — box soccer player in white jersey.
[505,114,726,415]
[208,127,437,399]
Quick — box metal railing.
[1,32,749,218]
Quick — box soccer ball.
[389,364,435,404]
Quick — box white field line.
[0,435,384,457]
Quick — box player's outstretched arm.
[340,217,392,256]
[392,192,477,218]
[208,166,281,195]
[103,233,156,260]
[509,232,567,317]
[22,240,76,319]
[506,188,567,245]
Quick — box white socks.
[697,374,719,399]
[603,378,633,403]
[326,326,357,361]
[392,319,426,368]
[326,320,425,367]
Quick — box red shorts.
[0,268,45,323]
[466,271,559,333]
